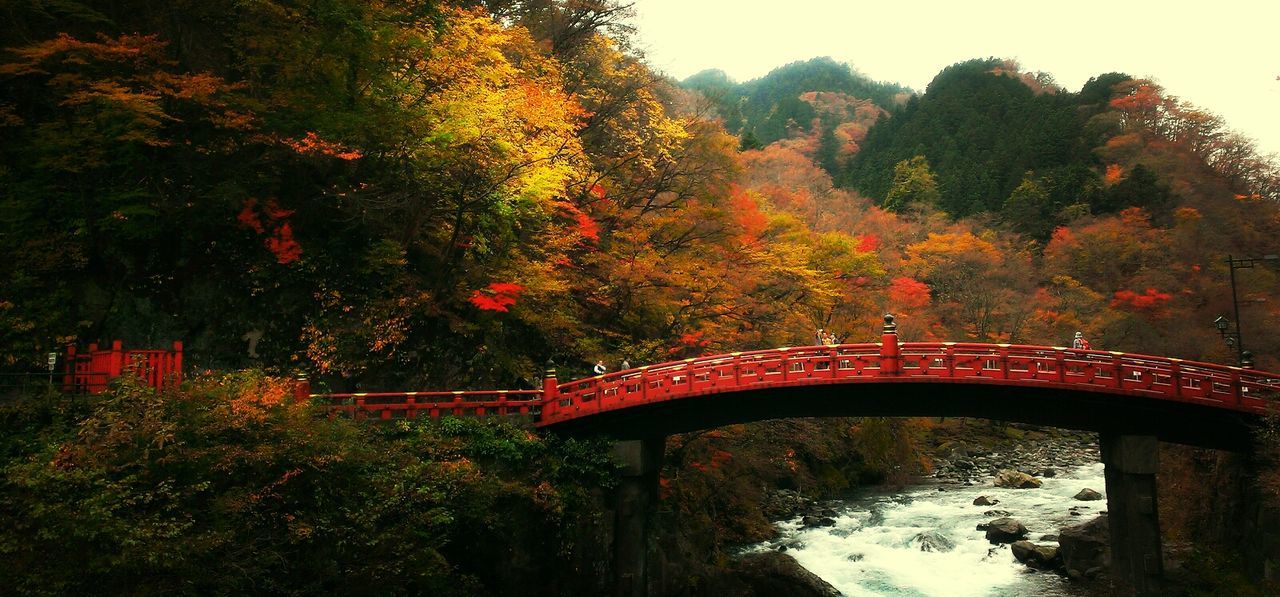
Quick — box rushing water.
[755,462,1107,596]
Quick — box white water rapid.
[757,462,1107,596]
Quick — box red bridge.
[300,317,1280,594]
[303,321,1280,451]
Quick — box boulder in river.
[1058,514,1109,578]
[911,530,956,553]
[1010,540,1062,570]
[762,489,812,520]
[802,515,836,528]
[1073,488,1103,501]
[973,495,999,506]
[994,469,1043,489]
[980,517,1029,544]
[730,552,841,597]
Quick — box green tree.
[1004,176,1054,239]
[884,155,941,212]
[1096,164,1174,216]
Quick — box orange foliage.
[1105,164,1124,185]
[284,131,362,160]
[729,186,767,244]
[1109,82,1163,114]
[669,331,711,355]
[227,376,298,422]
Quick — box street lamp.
[1214,314,1238,352]
[1220,254,1278,367]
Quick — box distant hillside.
[841,58,1124,221]
[690,55,1278,243]
[682,57,909,155]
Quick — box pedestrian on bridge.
[1073,332,1091,350]
[620,358,631,370]
[593,360,607,375]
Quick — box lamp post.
[1213,315,1239,363]
[1218,254,1278,367]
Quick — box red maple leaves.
[889,277,931,310]
[468,282,525,312]
[284,131,362,161]
[1111,288,1172,313]
[238,198,302,264]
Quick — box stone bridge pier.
[1101,434,1163,595]
[612,437,664,597]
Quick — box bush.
[0,373,618,595]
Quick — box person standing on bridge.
[593,360,607,375]
[620,358,631,370]
[1073,332,1091,350]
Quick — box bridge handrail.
[302,342,1280,424]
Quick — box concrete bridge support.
[1101,434,1163,595]
[612,437,664,597]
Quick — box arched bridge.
[301,327,1280,451]
[297,320,1280,595]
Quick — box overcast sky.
[628,0,1280,155]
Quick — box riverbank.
[922,420,1100,486]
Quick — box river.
[755,461,1107,596]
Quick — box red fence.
[300,336,1280,426]
[64,340,184,394]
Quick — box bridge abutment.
[1101,433,1163,595]
[612,437,664,597]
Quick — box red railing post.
[880,314,900,376]
[541,360,559,421]
[641,366,650,401]
[171,341,184,387]
[293,374,311,402]
[108,340,124,379]
[87,342,103,393]
[1170,360,1183,399]
[63,343,77,393]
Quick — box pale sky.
[629,0,1280,156]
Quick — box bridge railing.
[299,342,1280,425]
[538,343,1280,425]
[545,345,889,423]
[311,390,541,421]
